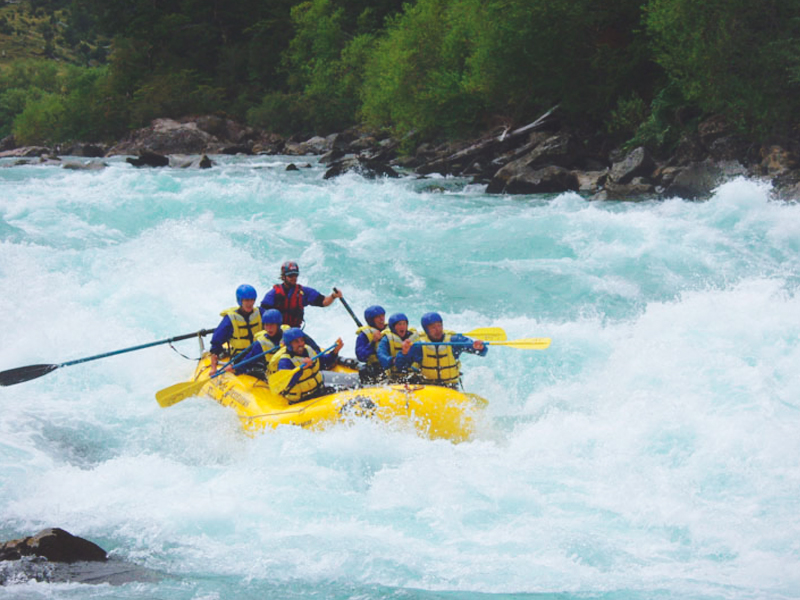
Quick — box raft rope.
[168,331,206,361]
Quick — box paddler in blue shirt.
[259,261,342,327]
[275,328,344,403]
[377,313,421,383]
[209,284,262,374]
[395,312,487,389]
[355,305,387,383]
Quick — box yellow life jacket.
[263,325,292,374]
[279,351,323,403]
[220,307,262,353]
[383,327,420,378]
[355,325,383,365]
[419,330,460,385]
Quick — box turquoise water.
[1,156,799,599]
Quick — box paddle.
[333,287,363,327]
[416,337,551,350]
[0,328,215,387]
[462,327,506,341]
[156,345,281,407]
[268,343,338,394]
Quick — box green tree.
[645,0,800,134]
[361,0,484,139]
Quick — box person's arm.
[355,332,374,362]
[377,337,393,369]
[395,342,420,370]
[450,334,488,358]
[317,287,342,307]
[209,316,233,372]
[320,338,344,369]
[259,288,276,312]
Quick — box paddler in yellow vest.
[232,309,286,378]
[209,284,263,374]
[275,327,344,404]
[355,305,387,383]
[395,312,487,389]
[377,312,421,382]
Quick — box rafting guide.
[259,261,342,327]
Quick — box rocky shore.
[2,110,799,200]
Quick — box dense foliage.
[1,0,799,149]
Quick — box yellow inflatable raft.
[177,354,487,442]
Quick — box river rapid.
[1,156,799,599]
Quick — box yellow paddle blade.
[463,327,507,342]
[155,378,208,407]
[490,337,551,350]
[268,367,298,394]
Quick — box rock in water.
[0,528,107,563]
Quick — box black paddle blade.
[0,364,59,386]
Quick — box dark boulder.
[594,177,656,201]
[0,528,106,563]
[323,156,399,179]
[221,144,253,155]
[662,159,746,199]
[284,135,332,156]
[252,132,285,154]
[609,146,656,184]
[518,132,584,169]
[62,160,107,171]
[319,148,345,164]
[60,143,107,158]
[108,118,216,155]
[759,144,798,177]
[286,163,300,171]
[487,165,579,195]
[127,151,169,168]
[574,170,609,194]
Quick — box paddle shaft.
[333,288,363,327]
[416,338,550,350]
[209,344,280,379]
[0,328,215,386]
[59,329,215,368]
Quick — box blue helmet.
[364,305,385,327]
[420,311,443,332]
[388,313,408,332]
[262,309,283,325]
[282,327,305,347]
[236,284,257,306]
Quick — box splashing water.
[1,156,799,599]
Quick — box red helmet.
[281,261,299,278]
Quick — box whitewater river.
[1,155,799,599]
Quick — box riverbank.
[2,110,799,201]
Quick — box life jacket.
[383,327,421,378]
[219,307,262,353]
[272,283,305,327]
[355,324,383,365]
[279,350,323,403]
[419,330,460,385]
[258,325,289,374]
